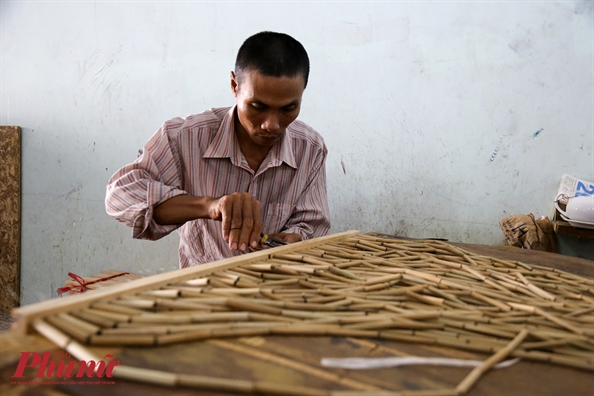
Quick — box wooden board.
[2,317,593,396]
[552,208,594,239]
[0,126,21,314]
[4,231,594,396]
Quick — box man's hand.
[268,232,302,244]
[248,232,302,252]
[208,192,262,252]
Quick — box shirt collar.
[203,106,297,170]
[203,107,242,167]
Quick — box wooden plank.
[11,230,361,332]
[552,209,594,239]
[0,126,21,314]
[2,327,593,396]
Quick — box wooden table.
[2,238,593,396]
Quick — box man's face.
[232,70,305,148]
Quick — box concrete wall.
[1,1,592,305]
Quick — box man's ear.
[230,71,239,96]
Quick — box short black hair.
[235,31,310,89]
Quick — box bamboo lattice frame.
[12,231,594,396]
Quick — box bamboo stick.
[70,309,117,328]
[100,325,171,335]
[345,319,443,331]
[89,333,156,345]
[155,299,213,311]
[455,329,530,395]
[512,349,594,370]
[470,291,512,312]
[129,313,194,324]
[43,314,97,343]
[440,319,518,339]
[508,303,587,336]
[327,266,365,281]
[173,277,209,287]
[91,301,146,315]
[226,298,282,315]
[140,289,181,298]
[515,272,557,301]
[315,270,361,285]
[565,306,594,317]
[32,318,71,349]
[112,298,156,310]
[406,292,444,307]
[82,307,131,323]
[259,278,301,287]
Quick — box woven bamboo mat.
[12,231,594,396]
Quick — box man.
[105,31,330,268]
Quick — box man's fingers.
[249,200,263,249]
[235,196,254,251]
[219,196,234,241]
[209,193,262,251]
[216,193,262,252]
[228,193,245,250]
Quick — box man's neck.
[234,113,272,172]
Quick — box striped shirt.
[105,106,330,268]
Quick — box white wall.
[1,1,592,305]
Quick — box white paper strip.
[321,356,521,370]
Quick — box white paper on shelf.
[557,174,594,203]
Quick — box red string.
[56,271,130,295]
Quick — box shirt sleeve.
[281,144,331,240]
[105,121,189,240]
